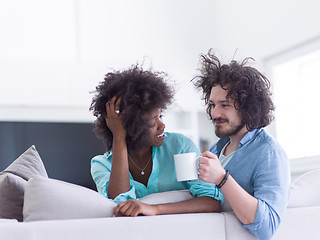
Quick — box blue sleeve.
[241,146,290,240]
[91,155,138,204]
[188,179,224,204]
[180,135,224,203]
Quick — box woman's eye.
[148,118,157,127]
[150,123,156,127]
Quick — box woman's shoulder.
[163,132,199,153]
[165,131,185,139]
[164,132,192,144]
[91,152,112,166]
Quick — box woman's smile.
[157,132,165,140]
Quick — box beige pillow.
[288,169,320,208]
[0,145,47,221]
[23,176,116,222]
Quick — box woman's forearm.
[155,196,220,215]
[107,136,130,199]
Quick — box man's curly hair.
[193,50,275,130]
[90,65,174,152]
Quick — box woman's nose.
[157,118,165,130]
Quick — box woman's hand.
[113,200,158,217]
[198,151,226,184]
[105,96,126,139]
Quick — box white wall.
[1,0,320,117]
[1,0,320,155]
[208,0,320,63]
[0,0,219,123]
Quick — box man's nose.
[211,106,221,119]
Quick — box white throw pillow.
[0,145,47,221]
[23,176,116,222]
[288,169,320,208]
[139,189,194,204]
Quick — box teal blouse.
[91,132,223,204]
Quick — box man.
[194,50,290,240]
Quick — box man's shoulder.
[253,129,281,149]
[248,129,288,163]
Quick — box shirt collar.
[216,128,262,151]
[239,129,262,147]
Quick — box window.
[271,49,320,159]
[264,37,320,178]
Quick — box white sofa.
[1,146,320,240]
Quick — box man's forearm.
[220,175,258,225]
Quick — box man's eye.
[222,104,230,108]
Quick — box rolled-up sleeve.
[188,180,224,204]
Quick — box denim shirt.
[210,129,291,240]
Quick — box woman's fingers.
[108,97,117,113]
[113,201,128,217]
[123,203,138,216]
[106,96,122,119]
[109,96,121,113]
[114,96,121,113]
[113,200,141,217]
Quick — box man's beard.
[213,118,245,138]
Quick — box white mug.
[174,152,199,181]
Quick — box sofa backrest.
[288,169,320,208]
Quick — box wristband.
[217,170,229,188]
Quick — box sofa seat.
[2,207,320,240]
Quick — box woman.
[90,65,222,217]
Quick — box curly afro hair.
[90,64,174,152]
[193,50,275,130]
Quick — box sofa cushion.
[222,212,257,240]
[288,169,320,208]
[0,174,27,221]
[23,176,116,222]
[0,221,33,240]
[3,145,48,180]
[139,189,194,204]
[0,145,48,221]
[272,207,320,240]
